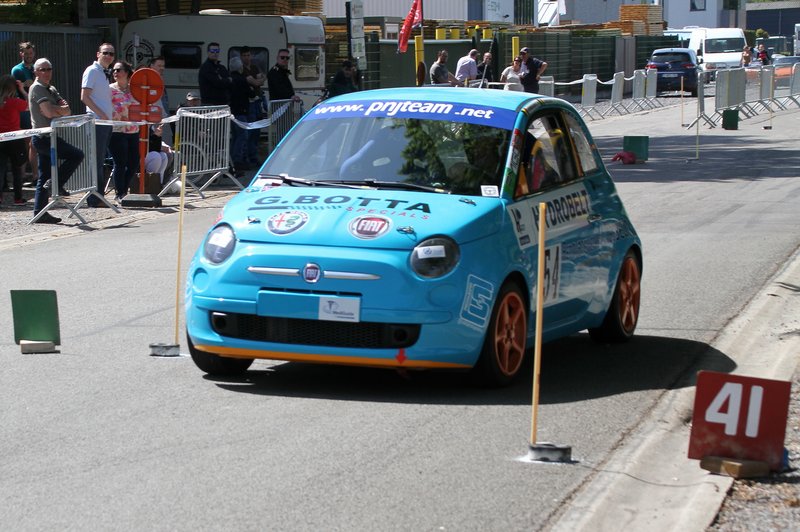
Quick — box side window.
[294,47,321,81]
[564,113,599,175]
[228,47,269,77]
[515,112,577,198]
[161,43,202,69]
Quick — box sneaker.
[57,187,70,197]
[33,212,61,224]
[42,179,51,190]
[14,198,27,205]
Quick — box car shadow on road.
[208,333,735,406]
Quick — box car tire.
[188,335,254,375]
[589,250,641,343]
[474,281,528,387]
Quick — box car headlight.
[203,224,236,264]
[410,237,460,278]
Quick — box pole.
[173,165,188,346]
[530,202,547,445]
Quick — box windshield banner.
[309,99,516,130]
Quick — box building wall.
[323,0,468,19]
[746,1,800,37]
[661,0,745,30]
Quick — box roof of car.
[324,87,547,113]
[652,47,696,55]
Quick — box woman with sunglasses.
[108,61,138,202]
[500,57,524,92]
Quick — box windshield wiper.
[334,179,450,194]
[257,173,363,189]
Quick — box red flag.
[397,0,423,53]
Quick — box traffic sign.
[129,67,163,106]
[688,370,790,471]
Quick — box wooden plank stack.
[619,4,664,36]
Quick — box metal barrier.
[578,74,602,120]
[32,114,118,224]
[603,72,627,117]
[628,70,648,111]
[687,72,716,129]
[644,68,662,108]
[757,66,786,111]
[163,105,241,199]
[266,99,304,152]
[538,76,555,97]
[781,64,800,108]
[714,69,749,119]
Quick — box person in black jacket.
[328,60,359,98]
[228,56,251,176]
[198,42,231,105]
[267,49,301,102]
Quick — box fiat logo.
[349,215,391,239]
[303,263,321,283]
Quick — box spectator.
[29,58,84,224]
[81,42,116,207]
[182,91,201,108]
[145,123,177,193]
[267,48,302,102]
[241,46,265,166]
[228,56,250,176]
[108,60,138,202]
[755,43,771,66]
[455,49,479,85]
[148,56,172,146]
[476,52,494,86]
[500,56,524,92]
[11,41,37,185]
[198,42,231,105]
[741,45,752,67]
[328,60,359,98]
[430,50,457,85]
[0,75,28,205]
[518,47,548,94]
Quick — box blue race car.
[186,87,642,385]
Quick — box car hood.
[222,184,505,249]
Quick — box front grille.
[209,312,420,349]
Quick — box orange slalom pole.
[530,202,547,445]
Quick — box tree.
[7,0,78,24]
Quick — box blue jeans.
[231,114,248,167]
[109,132,139,197]
[31,135,84,214]
[247,100,262,164]
[88,124,112,206]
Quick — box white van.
[687,27,746,79]
[120,10,326,110]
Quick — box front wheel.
[188,335,254,375]
[474,282,528,386]
[589,250,641,343]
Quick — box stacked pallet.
[603,20,645,36]
[618,4,663,36]
[290,0,323,15]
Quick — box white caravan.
[120,10,326,111]
[687,27,746,79]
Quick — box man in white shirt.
[454,49,479,85]
[80,42,115,206]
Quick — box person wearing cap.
[28,58,84,224]
[328,60,359,98]
[518,47,548,94]
[455,49,479,85]
[184,91,201,107]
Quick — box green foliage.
[7,0,77,24]
[755,28,770,39]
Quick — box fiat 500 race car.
[186,87,642,385]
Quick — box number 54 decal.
[534,244,561,307]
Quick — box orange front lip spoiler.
[194,344,471,370]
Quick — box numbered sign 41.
[688,370,791,471]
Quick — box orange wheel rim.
[618,257,641,334]
[493,291,527,376]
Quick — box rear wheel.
[589,250,641,343]
[188,335,253,375]
[474,282,528,386]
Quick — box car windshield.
[261,115,511,197]
[705,37,746,53]
[652,53,692,63]
[775,57,800,65]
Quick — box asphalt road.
[1,101,798,530]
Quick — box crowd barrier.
[265,99,304,152]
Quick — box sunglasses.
[113,68,126,73]
[100,51,115,56]
[36,67,52,72]
[279,55,290,60]
[208,48,220,53]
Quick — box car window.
[514,112,577,198]
[564,113,598,176]
[261,115,511,196]
[652,53,693,63]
